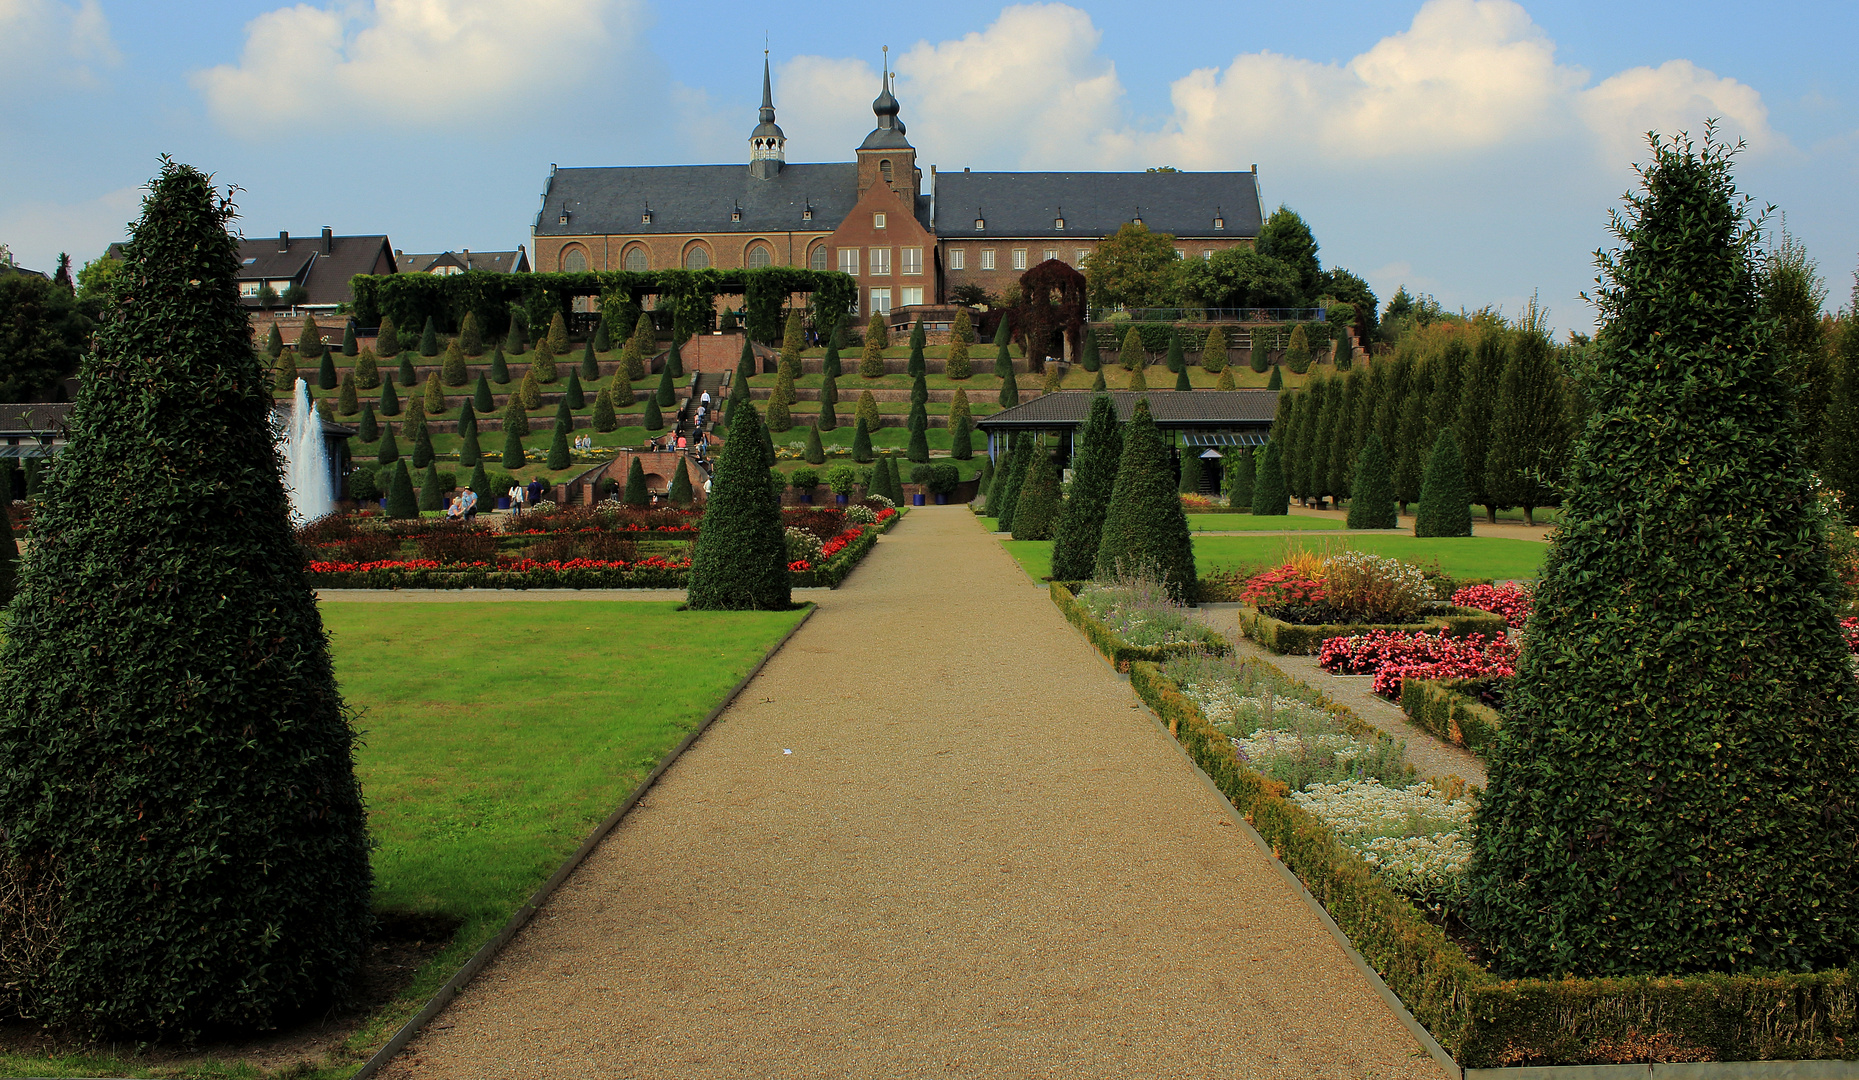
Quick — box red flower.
[1451,583,1533,629]
[1319,629,1518,697]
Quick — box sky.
[3,0,1857,336]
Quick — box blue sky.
[4,0,1856,335]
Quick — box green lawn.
[0,602,807,1079]
[1187,513,1342,532]
[996,533,1548,584]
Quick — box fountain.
[283,378,335,525]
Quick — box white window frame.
[1042,248,1057,263]
[870,287,892,315]
[239,282,260,298]
[901,247,923,275]
[810,246,828,271]
[874,212,887,229]
[869,247,891,276]
[949,247,966,271]
[839,248,859,276]
[1203,249,1214,261]
[900,286,924,308]
[1075,248,1090,264]
[1174,248,1185,260]
[1011,248,1027,270]
[980,249,996,271]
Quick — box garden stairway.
[385,507,1446,1080]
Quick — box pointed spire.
[759,51,775,123]
[749,48,786,178]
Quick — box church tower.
[856,48,917,198]
[748,53,785,180]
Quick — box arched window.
[560,247,588,272]
[746,245,771,269]
[810,245,828,271]
[623,247,648,271]
[880,159,893,185]
[685,246,710,270]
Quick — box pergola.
[976,390,1279,469]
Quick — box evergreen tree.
[984,436,1017,514]
[472,373,493,413]
[458,416,481,467]
[1282,390,1311,504]
[1458,331,1506,521]
[622,314,652,382]
[993,437,1034,533]
[950,415,973,459]
[1392,384,1428,514]
[654,364,678,408]
[1173,366,1191,392]
[1227,445,1256,509]
[907,317,926,378]
[804,423,826,464]
[1119,326,1146,371]
[424,371,445,415]
[1329,366,1364,499]
[1050,395,1124,580]
[993,317,1014,383]
[687,403,790,610]
[593,313,612,352]
[1473,133,1859,977]
[459,311,483,356]
[1094,400,1197,599]
[1214,367,1235,391]
[351,348,378,391]
[265,322,284,358]
[397,351,416,386]
[387,458,417,517]
[851,418,875,463]
[357,400,378,443]
[0,499,17,601]
[469,463,492,507]
[643,395,664,432]
[564,369,585,410]
[532,340,557,384]
[378,314,402,358]
[273,349,297,392]
[501,423,525,469]
[377,426,399,465]
[547,403,573,469]
[1080,328,1101,372]
[1485,324,1572,525]
[1284,325,1312,375]
[1413,428,1471,537]
[580,338,599,380]
[298,314,326,359]
[1201,325,1228,372]
[1426,337,1469,441]
[822,334,843,379]
[1310,376,1340,502]
[907,423,929,463]
[1266,365,1282,390]
[335,370,358,415]
[781,310,805,376]
[419,315,438,356]
[379,377,400,417]
[519,370,541,410]
[440,340,466,386]
[1166,328,1185,373]
[856,389,880,432]
[948,311,974,379]
[502,396,529,438]
[999,362,1021,408]
[818,367,839,430]
[667,334,684,378]
[1822,315,1859,514]
[490,345,510,384]
[975,456,995,504]
[1345,434,1396,528]
[1127,366,1148,392]
[1012,448,1062,540]
[418,462,445,511]
[1093,369,1110,392]
[668,458,694,507]
[547,312,569,357]
[1178,447,1204,495]
[612,364,637,406]
[1042,362,1066,395]
[1250,328,1272,372]
[593,386,617,432]
[317,349,337,390]
[1251,439,1288,515]
[766,391,791,434]
[0,162,374,1033]
[411,418,435,469]
[503,309,526,354]
[860,314,887,377]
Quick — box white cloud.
[1577,59,1780,167]
[193,0,645,136]
[0,0,119,83]
[0,186,142,272]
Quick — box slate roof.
[398,248,530,274]
[976,390,1278,430]
[535,163,870,238]
[934,171,1262,240]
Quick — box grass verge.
[995,534,1549,585]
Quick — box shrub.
[458,413,480,468]
[947,326,972,379]
[1266,365,1282,390]
[336,370,358,415]
[818,370,838,431]
[992,436,1033,533]
[299,314,326,359]
[1320,551,1435,624]
[1450,583,1532,628]
[265,322,283,358]
[558,368,581,410]
[1128,365,1148,392]
[519,369,541,410]
[503,309,525,354]
[656,364,677,407]
[580,338,599,380]
[789,466,820,492]
[784,525,824,565]
[1202,325,1228,372]
[547,403,572,469]
[424,371,445,415]
[1178,447,1202,493]
[1284,324,1311,374]
[1119,326,1146,371]
[317,349,337,390]
[7,168,368,1033]
[490,345,509,384]
[667,458,694,507]
[1227,446,1256,507]
[593,386,616,432]
[441,340,467,385]
[356,400,378,442]
[501,425,524,469]
[1250,336,1271,373]
[1414,428,1471,537]
[377,426,399,464]
[418,462,445,511]
[859,315,887,377]
[502,395,529,438]
[642,394,663,432]
[547,311,569,357]
[1093,400,1196,600]
[472,373,492,412]
[906,423,928,463]
[532,340,557,383]
[459,311,483,356]
[825,463,859,496]
[622,457,647,506]
[851,418,874,463]
[418,316,438,356]
[1012,449,1061,540]
[665,335,683,378]
[398,352,416,386]
[687,403,790,610]
[949,415,973,460]
[804,424,825,465]
[767,393,791,433]
[355,346,380,389]
[1346,434,1396,529]
[1080,326,1100,372]
[273,349,298,392]
[346,465,379,503]
[993,318,1014,383]
[1050,395,1123,580]
[1252,439,1289,515]
[411,417,435,469]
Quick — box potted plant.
[789,466,820,505]
[914,462,960,504]
[824,463,858,506]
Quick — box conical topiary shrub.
[1250,330,1272,373]
[1201,326,1228,372]
[0,161,380,1035]
[265,322,284,358]
[1174,366,1192,392]
[655,364,676,408]
[419,315,439,356]
[975,456,994,505]
[1471,133,1859,979]
[668,458,694,507]
[947,315,972,379]
[1093,399,1196,599]
[1283,324,1311,374]
[1412,428,1471,537]
[860,314,887,378]
[1119,326,1145,371]
[1050,394,1123,581]
[593,314,613,353]
[643,395,663,432]
[580,339,599,381]
[411,416,435,469]
[621,459,646,506]
[666,335,683,379]
[851,418,874,463]
[458,311,483,356]
[804,424,825,465]
[1345,433,1396,528]
[357,400,378,443]
[418,462,445,511]
[298,314,326,359]
[1128,365,1147,392]
[907,423,928,463]
[490,345,509,384]
[504,311,525,354]
[459,417,481,467]
[993,437,1034,534]
[1092,369,1108,392]
[1215,367,1235,391]
[547,311,569,357]
[387,458,417,517]
[950,415,973,460]
[566,369,585,410]
[1251,439,1288,515]
[474,373,493,412]
[355,347,379,389]
[547,403,572,470]
[502,395,529,438]
[398,351,416,386]
[469,462,492,506]
[441,340,467,385]
[272,350,297,392]
[1227,446,1256,508]
[1011,447,1061,540]
[519,369,541,410]
[593,386,616,432]
[375,314,398,358]
[687,402,790,610]
[1080,329,1100,372]
[1266,365,1282,391]
[501,422,525,470]
[532,340,557,384]
[1178,447,1203,494]
[424,370,445,415]
[337,370,358,415]
[818,367,839,431]
[377,425,399,465]
[1166,329,1184,373]
[907,317,926,378]
[317,349,337,390]
[855,390,879,432]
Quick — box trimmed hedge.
[1048,582,1228,670]
[1236,603,1507,655]
[1398,678,1502,755]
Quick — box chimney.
[462,248,470,268]
[321,226,333,253]
[278,230,289,252]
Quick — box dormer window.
[1055,208,1065,231]
[802,204,813,221]
[642,205,653,224]
[874,213,886,229]
[1214,212,1225,231]
[731,205,742,223]
[974,216,985,230]
[558,204,570,225]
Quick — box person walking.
[527,477,545,508]
[509,483,524,517]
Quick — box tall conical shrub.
[377,425,399,465]
[856,390,879,432]
[580,339,598,380]
[666,335,683,378]
[822,334,843,379]
[357,400,378,443]
[1080,328,1100,372]
[1266,365,1283,390]
[503,309,526,354]
[993,437,1034,534]
[975,456,994,504]
[459,311,483,356]
[643,395,663,432]
[519,369,540,410]
[1178,447,1202,494]
[397,351,416,386]
[547,403,573,469]
[907,423,928,463]
[355,347,380,389]
[1227,446,1256,508]
[566,369,585,410]
[376,314,399,358]
[423,371,445,415]
[907,317,926,378]
[317,348,337,390]
[1251,439,1288,515]
[502,396,528,438]
[593,314,612,352]
[667,458,694,507]
[1166,329,1185,373]
[1283,324,1312,374]
[947,313,972,379]
[265,322,283,358]
[860,314,887,378]
[1050,394,1123,581]
[1471,133,1859,978]
[1012,448,1061,540]
[1093,369,1109,392]
[470,463,492,507]
[818,367,839,431]
[851,418,874,463]
[804,424,825,465]
[458,411,481,467]
[1345,434,1396,528]
[1174,366,1192,392]
[298,314,326,358]
[441,340,467,386]
[490,345,510,384]
[0,161,374,1035]
[950,415,973,460]
[1128,365,1147,392]
[1215,367,1235,391]
[547,311,569,357]
[593,386,617,432]
[532,340,557,383]
[419,316,438,356]
[387,458,417,517]
[1412,428,1470,537]
[687,402,790,610]
[1201,326,1227,372]
[1119,327,1145,371]
[411,417,435,469]
[337,370,358,415]
[1093,399,1196,599]
[473,373,493,412]
[992,318,1013,382]
[418,462,445,511]
[655,364,677,408]
[501,423,525,469]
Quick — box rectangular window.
[1075,248,1089,264]
[1174,249,1185,260]
[874,212,887,229]
[239,282,259,297]
[1203,250,1214,260]
[901,247,923,275]
[980,249,996,271]
[901,286,924,308]
[870,287,892,314]
[869,247,891,276]
[1043,249,1057,263]
[949,247,966,271]
[1011,248,1027,270]
[838,248,859,276]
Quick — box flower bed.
[1449,582,1533,628]
[1398,677,1504,754]
[1049,580,1229,671]
[1236,603,1507,656]
[1317,628,1519,698]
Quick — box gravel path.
[385,507,1444,1080]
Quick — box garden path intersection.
[384,506,1442,1079]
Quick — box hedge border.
[1399,678,1503,756]
[1116,657,1859,1071]
[1048,582,1230,671]
[1237,603,1509,655]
